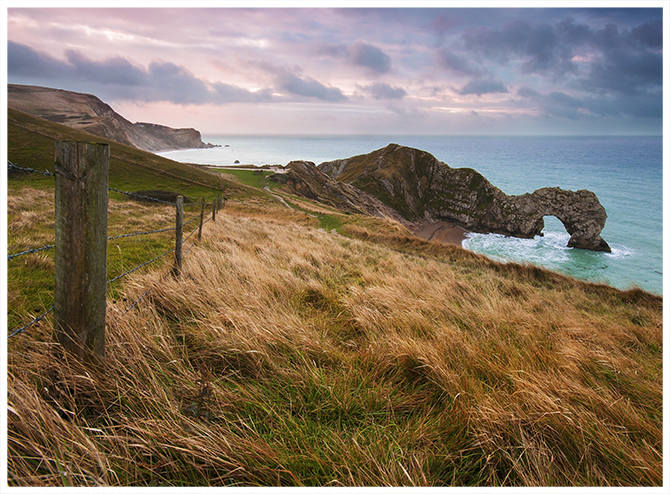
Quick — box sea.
[158,135,664,295]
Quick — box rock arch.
[503,188,611,252]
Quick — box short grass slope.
[7,203,662,487]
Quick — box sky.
[3,2,667,136]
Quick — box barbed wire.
[9,223,176,262]
[117,267,174,318]
[116,220,208,319]
[107,247,176,285]
[7,243,55,261]
[9,158,220,336]
[8,305,54,339]
[108,226,176,241]
[108,187,176,205]
[183,214,201,228]
[8,161,54,177]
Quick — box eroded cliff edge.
[319,144,611,252]
[8,84,216,153]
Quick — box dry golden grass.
[6,206,663,487]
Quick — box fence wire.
[108,226,176,241]
[8,243,55,261]
[8,161,54,177]
[9,157,220,336]
[117,215,212,318]
[107,247,176,285]
[8,305,54,339]
[117,267,174,318]
[183,214,201,228]
[108,187,176,205]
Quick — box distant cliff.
[7,84,217,153]
[319,144,611,252]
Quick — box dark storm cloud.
[464,20,577,76]
[359,82,407,100]
[458,78,508,96]
[7,41,272,105]
[316,40,392,74]
[460,14,662,95]
[630,19,662,49]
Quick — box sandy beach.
[411,221,468,247]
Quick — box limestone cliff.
[270,160,408,224]
[7,84,216,153]
[319,144,611,252]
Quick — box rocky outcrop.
[269,160,408,224]
[500,188,610,251]
[319,144,611,252]
[7,84,217,152]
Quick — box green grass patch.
[317,214,343,233]
[214,169,282,191]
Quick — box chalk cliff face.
[319,144,611,252]
[7,84,216,153]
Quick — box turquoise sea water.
[159,135,663,295]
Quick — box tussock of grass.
[7,206,662,487]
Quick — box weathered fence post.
[212,195,218,222]
[198,196,205,241]
[174,196,183,276]
[54,141,109,365]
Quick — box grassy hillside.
[8,108,231,200]
[6,111,663,487]
[7,108,263,329]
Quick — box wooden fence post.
[53,141,109,365]
[212,195,217,222]
[174,196,183,276]
[198,196,205,241]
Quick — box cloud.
[461,15,662,98]
[517,86,661,120]
[211,82,273,103]
[436,50,484,76]
[254,61,347,102]
[359,82,406,100]
[64,50,149,87]
[348,41,391,73]
[585,52,662,95]
[458,78,507,96]
[517,87,583,119]
[8,41,272,105]
[272,69,347,102]
[315,42,347,57]
[317,40,392,74]
[516,86,541,99]
[7,40,68,77]
[630,19,662,49]
[464,20,577,76]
